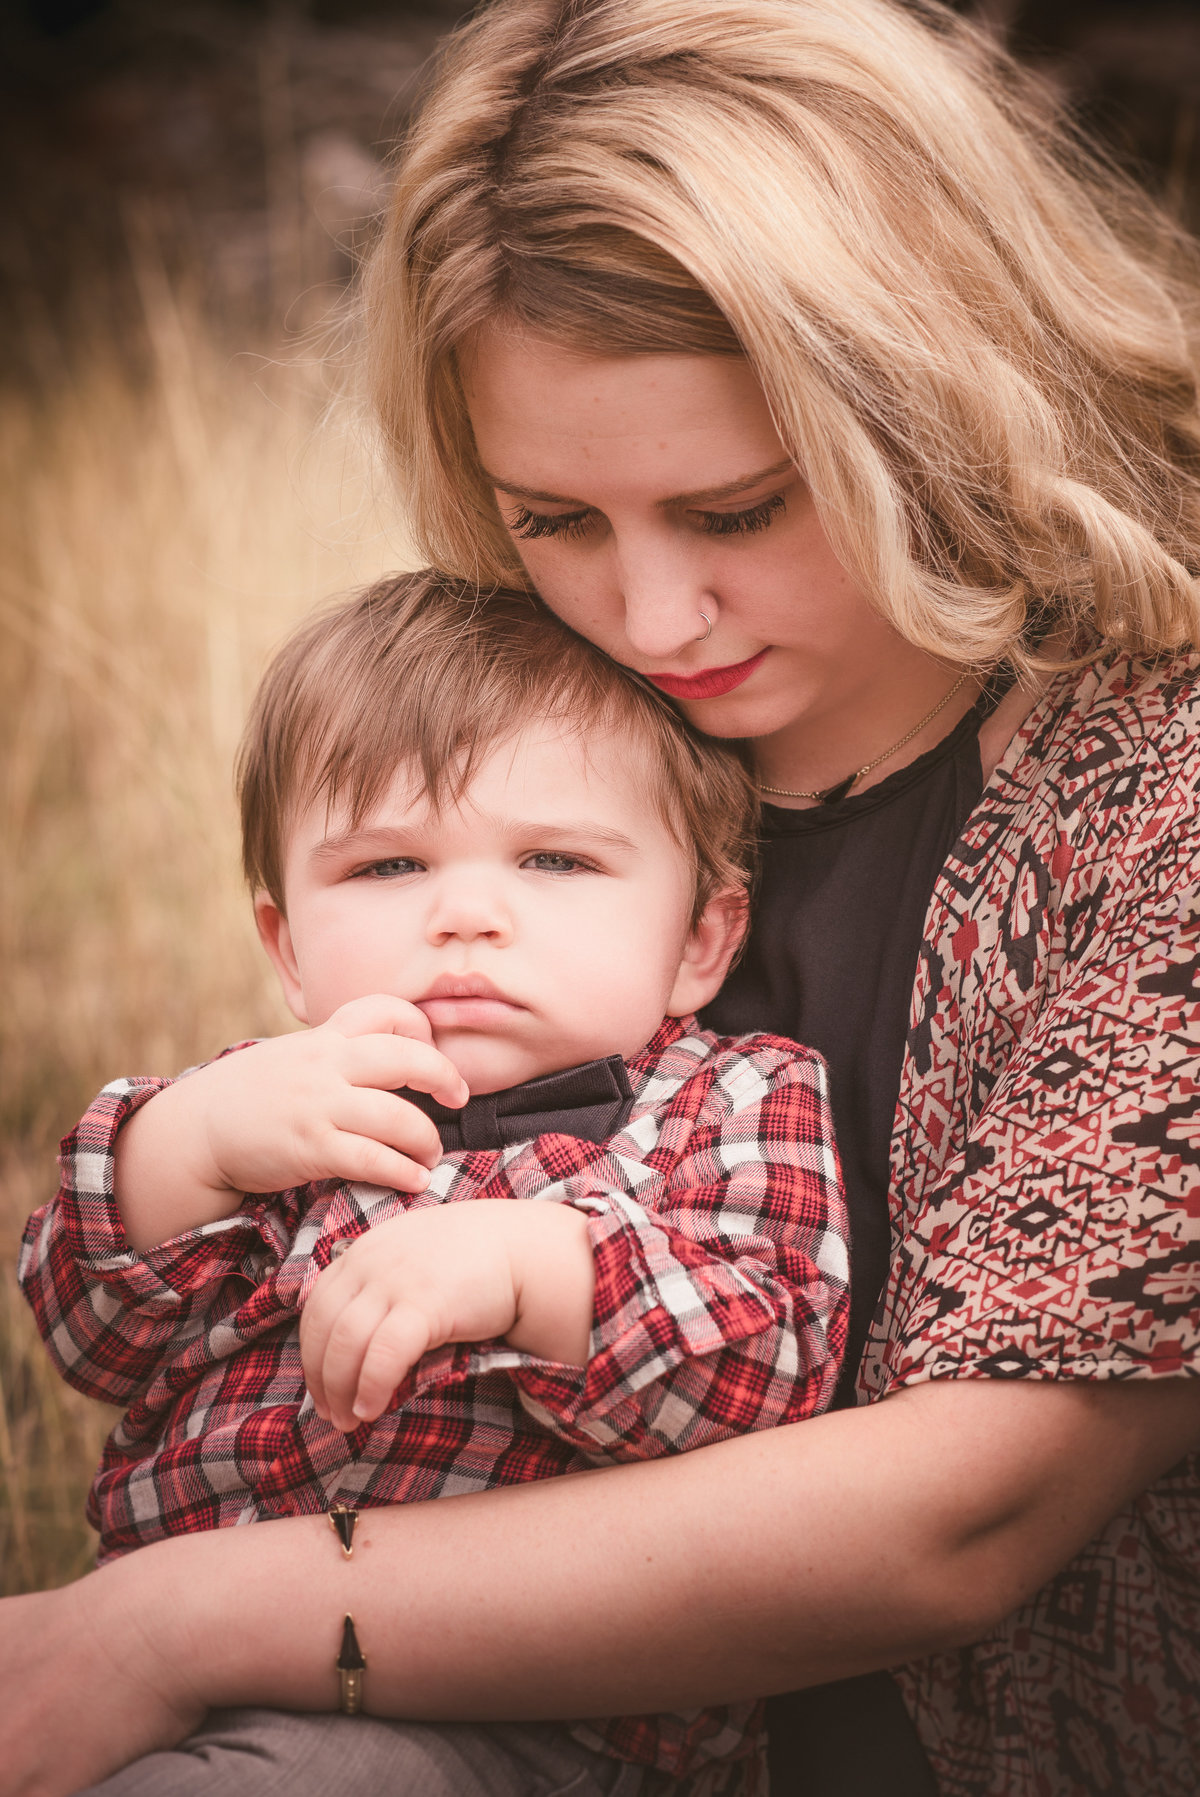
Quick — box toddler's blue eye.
[357,858,421,878]
[524,852,582,873]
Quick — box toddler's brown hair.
[238,570,758,928]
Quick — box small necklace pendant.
[816,772,859,805]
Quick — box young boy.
[21,572,849,1796]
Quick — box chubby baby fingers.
[350,1306,438,1423]
[301,1282,388,1428]
[340,1032,469,1112]
[310,1129,435,1196]
[322,993,435,1042]
[302,1286,434,1431]
[328,1084,447,1179]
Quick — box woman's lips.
[646,648,769,701]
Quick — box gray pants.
[76,1710,650,1797]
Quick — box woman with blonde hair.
[4,2,1200,1794]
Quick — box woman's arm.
[5,1374,1197,1796]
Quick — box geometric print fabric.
[863,651,1200,1795]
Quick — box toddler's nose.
[424,877,513,946]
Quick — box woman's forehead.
[461,327,786,496]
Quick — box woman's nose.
[424,875,513,946]
[616,541,713,662]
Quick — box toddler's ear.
[254,894,310,1024]
[665,889,749,1018]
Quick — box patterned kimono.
[864,651,1200,1796]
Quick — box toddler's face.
[258,720,740,1093]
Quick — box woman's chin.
[677,685,811,742]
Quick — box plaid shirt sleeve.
[499,1037,850,1457]
[18,1057,295,1405]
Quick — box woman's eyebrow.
[482,458,794,508]
[673,459,794,504]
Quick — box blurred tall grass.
[0,241,411,1592]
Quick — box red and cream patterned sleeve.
[860,653,1200,1797]
[866,654,1200,1395]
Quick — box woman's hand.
[301,1200,595,1429]
[0,1574,203,1797]
[114,995,469,1253]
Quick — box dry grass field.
[0,256,413,1593]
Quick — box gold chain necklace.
[758,673,971,803]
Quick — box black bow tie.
[403,1054,635,1152]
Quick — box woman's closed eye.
[506,505,591,541]
[504,493,786,541]
[697,493,785,535]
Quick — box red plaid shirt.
[20,1016,848,1782]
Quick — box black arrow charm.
[328,1503,358,1558]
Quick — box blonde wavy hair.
[365,0,1200,674]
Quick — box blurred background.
[1,0,1198,1592]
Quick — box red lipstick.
[647,649,769,701]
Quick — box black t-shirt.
[703,695,988,1400]
[701,695,994,1796]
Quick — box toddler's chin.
[435,1038,536,1097]
[433,1033,599,1097]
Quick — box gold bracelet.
[337,1613,367,1715]
[328,1502,358,1558]
[328,1505,364,1713]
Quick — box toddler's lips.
[646,648,770,701]
[417,996,523,1029]
[416,975,525,1029]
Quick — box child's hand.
[301,1199,595,1430]
[115,995,470,1253]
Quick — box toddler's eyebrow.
[308,825,408,864]
[309,821,640,860]
[483,458,793,509]
[504,821,640,852]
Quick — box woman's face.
[461,328,935,761]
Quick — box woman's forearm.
[119,1375,1200,1721]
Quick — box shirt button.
[330,1239,352,1259]
[260,1254,280,1277]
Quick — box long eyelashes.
[508,505,592,541]
[701,494,786,536]
[506,493,786,541]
